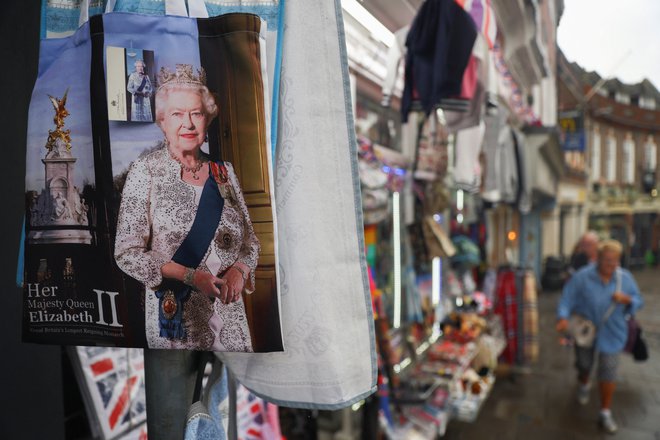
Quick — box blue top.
[557,264,644,354]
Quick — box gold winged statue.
[45,88,72,153]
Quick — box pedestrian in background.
[568,230,599,274]
[556,239,644,434]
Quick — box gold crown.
[157,64,207,90]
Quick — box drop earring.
[204,133,209,143]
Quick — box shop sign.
[559,110,586,151]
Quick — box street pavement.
[444,267,660,439]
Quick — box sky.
[557,0,660,90]
[26,35,96,192]
[27,15,205,192]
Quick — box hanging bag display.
[23,1,283,353]
[30,0,377,409]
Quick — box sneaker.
[577,384,590,405]
[599,411,618,434]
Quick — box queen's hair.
[154,84,219,128]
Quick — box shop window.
[615,92,630,105]
[606,134,617,183]
[639,96,656,110]
[645,135,658,171]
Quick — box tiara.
[157,64,207,90]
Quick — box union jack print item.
[237,384,283,440]
[72,347,147,439]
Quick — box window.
[615,92,631,105]
[591,128,601,181]
[606,133,617,182]
[645,136,658,171]
[639,96,657,110]
[622,134,635,184]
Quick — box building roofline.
[559,50,660,99]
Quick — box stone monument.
[28,89,92,244]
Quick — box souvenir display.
[11,0,574,437]
[23,8,282,353]
[30,0,378,411]
[69,347,147,440]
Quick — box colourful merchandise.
[521,271,539,363]
[237,385,283,440]
[494,269,518,364]
[454,0,497,49]
[70,347,146,439]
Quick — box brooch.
[161,290,177,320]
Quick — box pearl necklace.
[168,148,205,180]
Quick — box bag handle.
[165,0,188,16]
[78,0,91,27]
[601,268,623,325]
[79,0,118,26]
[105,0,117,13]
[187,0,210,18]
[191,352,211,404]
[165,0,210,18]
[90,0,210,20]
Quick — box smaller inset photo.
[106,46,155,122]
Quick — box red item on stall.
[493,270,518,364]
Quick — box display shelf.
[448,375,496,423]
[382,311,507,438]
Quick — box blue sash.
[154,163,225,340]
[133,75,148,104]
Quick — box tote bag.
[24,2,283,353]
[33,0,378,409]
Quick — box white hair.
[598,239,623,256]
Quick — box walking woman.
[556,239,644,433]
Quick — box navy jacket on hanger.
[402,0,477,122]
